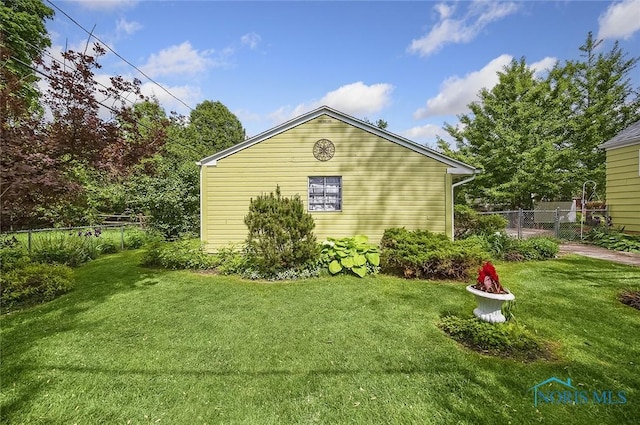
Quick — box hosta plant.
[321,235,380,278]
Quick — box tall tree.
[1,45,167,229]
[183,100,245,157]
[439,58,563,209]
[0,0,54,110]
[549,32,640,195]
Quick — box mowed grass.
[1,251,639,424]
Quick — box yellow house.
[197,106,478,251]
[599,120,640,233]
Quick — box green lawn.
[1,251,639,424]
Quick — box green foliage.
[320,235,380,278]
[0,235,30,272]
[140,239,216,270]
[0,262,73,312]
[502,237,559,261]
[244,187,319,276]
[380,228,488,280]
[439,315,549,361]
[585,226,640,253]
[30,232,101,267]
[454,205,507,239]
[439,33,640,207]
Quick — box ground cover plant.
[438,315,552,362]
[586,226,640,253]
[1,251,639,424]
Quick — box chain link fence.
[479,208,609,240]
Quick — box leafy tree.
[183,100,245,157]
[549,32,640,195]
[1,45,167,229]
[0,0,54,109]
[439,32,640,208]
[439,58,563,209]
[363,117,389,129]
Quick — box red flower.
[475,261,505,293]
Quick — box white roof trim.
[197,105,478,174]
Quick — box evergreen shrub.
[380,228,488,280]
[244,187,319,276]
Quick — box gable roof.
[197,105,478,175]
[599,120,640,150]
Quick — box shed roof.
[197,105,479,175]
[599,120,640,150]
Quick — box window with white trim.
[308,177,342,211]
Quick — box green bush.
[454,205,507,239]
[140,239,216,270]
[380,228,488,280]
[439,315,549,361]
[124,227,149,249]
[0,236,30,272]
[321,235,380,277]
[1,262,74,312]
[244,187,319,277]
[503,237,559,261]
[31,232,101,267]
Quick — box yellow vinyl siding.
[606,144,640,232]
[202,116,451,251]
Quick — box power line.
[45,0,194,112]
[9,54,202,157]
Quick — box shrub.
[31,232,100,267]
[140,239,216,270]
[380,228,488,280]
[1,263,74,312]
[0,235,30,272]
[454,205,507,239]
[244,187,319,276]
[321,235,380,277]
[439,315,550,361]
[503,237,559,261]
[124,227,149,249]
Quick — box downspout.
[451,174,477,241]
[197,162,203,245]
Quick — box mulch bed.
[619,290,640,310]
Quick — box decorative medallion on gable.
[313,139,335,161]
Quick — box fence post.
[120,226,125,250]
[518,209,523,240]
[554,208,560,238]
[28,228,32,253]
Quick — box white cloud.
[529,56,557,78]
[240,32,262,49]
[139,82,201,116]
[402,124,448,142]
[597,0,640,40]
[71,0,138,10]
[408,1,519,57]
[141,41,229,78]
[116,18,142,36]
[414,54,513,119]
[269,82,394,124]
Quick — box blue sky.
[43,0,640,146]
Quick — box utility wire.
[10,54,203,157]
[45,0,194,112]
